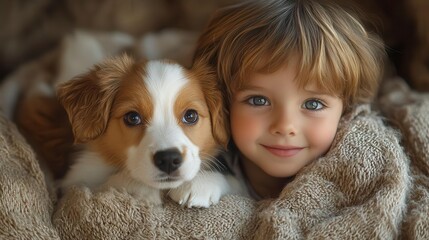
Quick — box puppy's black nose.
[153,148,183,174]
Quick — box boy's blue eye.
[247,96,269,106]
[302,99,325,110]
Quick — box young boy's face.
[230,60,343,178]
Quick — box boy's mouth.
[261,144,304,158]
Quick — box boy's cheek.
[306,121,339,152]
[231,113,262,141]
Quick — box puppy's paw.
[168,182,221,208]
[168,172,229,208]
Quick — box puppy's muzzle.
[153,148,183,174]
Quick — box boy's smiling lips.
[261,144,304,158]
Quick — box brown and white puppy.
[56,55,239,207]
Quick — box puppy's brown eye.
[124,111,142,126]
[182,109,198,125]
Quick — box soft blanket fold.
[53,187,256,239]
[379,79,429,240]
[0,113,60,240]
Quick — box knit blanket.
[0,31,428,239]
[379,79,429,239]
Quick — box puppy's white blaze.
[126,61,201,189]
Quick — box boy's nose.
[269,109,298,136]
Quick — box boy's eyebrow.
[238,85,265,91]
[304,88,327,94]
[303,88,335,97]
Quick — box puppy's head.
[57,55,227,189]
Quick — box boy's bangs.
[295,56,345,98]
[238,45,344,99]
[236,39,294,90]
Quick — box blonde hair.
[194,0,386,111]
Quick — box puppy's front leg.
[168,171,240,208]
[106,171,162,205]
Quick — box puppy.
[57,55,240,207]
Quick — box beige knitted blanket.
[0,113,60,239]
[379,79,429,240]
[0,31,428,239]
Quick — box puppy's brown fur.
[15,94,74,179]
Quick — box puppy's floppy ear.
[56,55,135,143]
[193,60,229,149]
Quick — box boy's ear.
[56,55,134,143]
[193,61,229,149]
